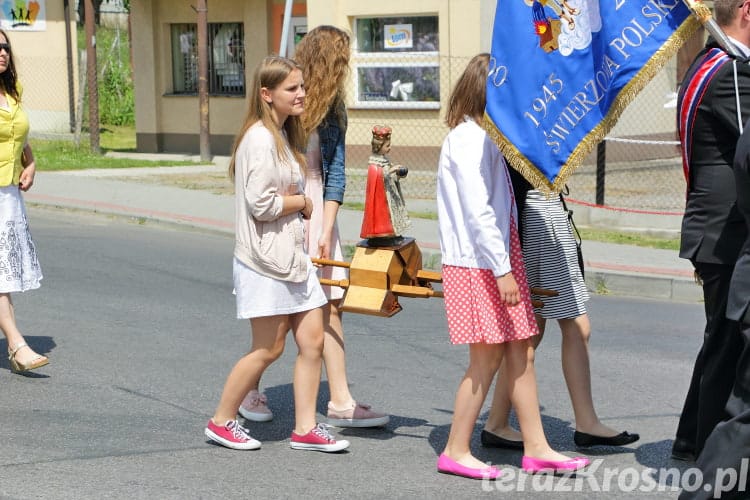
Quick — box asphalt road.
[0,208,707,499]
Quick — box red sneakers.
[290,423,350,452]
[205,419,261,450]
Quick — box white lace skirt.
[0,185,43,293]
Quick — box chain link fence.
[20,55,75,135]
[343,53,686,215]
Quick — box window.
[351,15,439,109]
[355,16,438,53]
[170,23,245,96]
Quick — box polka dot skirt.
[443,219,539,345]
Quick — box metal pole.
[63,0,76,132]
[682,0,742,57]
[279,0,294,57]
[196,0,211,161]
[84,0,100,154]
[595,141,606,206]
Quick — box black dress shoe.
[480,430,524,450]
[671,438,696,462]
[573,430,640,448]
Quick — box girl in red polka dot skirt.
[434,54,589,480]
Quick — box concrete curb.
[584,269,701,303]
[568,198,683,238]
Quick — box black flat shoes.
[573,430,640,448]
[480,430,525,450]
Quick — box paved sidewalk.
[24,161,701,303]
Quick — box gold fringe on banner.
[483,16,701,195]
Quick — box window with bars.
[170,23,245,96]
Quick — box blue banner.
[484,0,698,192]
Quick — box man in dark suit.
[673,0,750,462]
[679,114,750,500]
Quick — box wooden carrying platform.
[315,237,441,317]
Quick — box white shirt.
[728,36,750,58]
[437,118,515,277]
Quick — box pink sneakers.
[326,401,389,428]
[238,390,273,422]
[205,419,261,450]
[290,423,350,452]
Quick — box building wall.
[132,0,494,154]
[132,0,305,154]
[307,0,494,149]
[14,2,77,134]
[130,1,691,156]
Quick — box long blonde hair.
[445,53,490,129]
[228,56,307,180]
[295,25,350,136]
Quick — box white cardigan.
[233,123,308,282]
[437,118,515,278]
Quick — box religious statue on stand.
[310,124,556,317]
[360,125,411,245]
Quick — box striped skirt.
[522,190,588,319]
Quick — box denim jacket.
[318,107,347,204]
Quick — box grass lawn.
[32,126,199,171]
[101,125,138,151]
[579,227,680,251]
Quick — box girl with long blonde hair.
[238,27,389,429]
[206,56,349,452]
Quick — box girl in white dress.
[204,56,348,453]
[238,26,388,429]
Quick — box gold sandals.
[8,342,49,373]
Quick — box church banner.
[484,0,698,192]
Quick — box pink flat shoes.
[437,453,502,480]
[521,455,590,473]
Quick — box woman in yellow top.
[0,29,47,373]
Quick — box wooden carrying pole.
[312,258,555,308]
